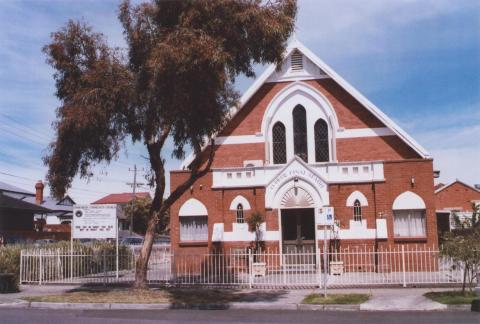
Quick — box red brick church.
[169,40,437,254]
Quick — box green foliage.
[123,198,170,235]
[0,246,21,292]
[451,202,480,231]
[424,291,478,305]
[20,242,134,283]
[302,293,370,305]
[246,211,265,253]
[43,0,296,286]
[441,209,480,292]
[43,0,297,198]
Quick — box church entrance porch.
[280,208,316,265]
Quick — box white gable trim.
[285,40,429,158]
[229,195,251,210]
[180,39,429,169]
[179,198,208,216]
[336,127,395,138]
[392,191,426,210]
[346,191,369,206]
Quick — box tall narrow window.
[293,105,308,162]
[272,122,286,164]
[236,204,244,223]
[353,199,362,222]
[314,119,329,162]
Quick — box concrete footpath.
[0,285,472,312]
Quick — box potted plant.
[247,211,266,277]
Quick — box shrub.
[0,245,21,292]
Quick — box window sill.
[179,241,209,247]
[393,237,427,243]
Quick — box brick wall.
[435,182,480,212]
[170,159,438,252]
[214,79,420,166]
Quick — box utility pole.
[127,164,144,235]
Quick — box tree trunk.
[462,263,469,293]
[133,212,158,289]
[132,139,214,289]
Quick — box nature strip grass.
[423,291,478,305]
[302,293,370,305]
[22,288,284,304]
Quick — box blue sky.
[0,0,479,203]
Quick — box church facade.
[169,40,437,255]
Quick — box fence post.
[19,250,23,285]
[39,249,43,285]
[401,245,406,288]
[103,249,107,286]
[248,249,253,289]
[316,246,321,288]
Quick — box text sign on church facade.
[269,166,326,193]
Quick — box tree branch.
[159,139,215,216]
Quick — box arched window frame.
[236,204,244,223]
[272,121,287,164]
[353,199,362,222]
[292,105,308,162]
[314,119,329,162]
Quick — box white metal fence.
[20,245,469,288]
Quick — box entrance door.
[281,208,316,264]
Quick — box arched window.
[236,204,244,223]
[293,105,308,162]
[179,198,208,242]
[314,119,329,162]
[353,199,362,222]
[272,122,286,164]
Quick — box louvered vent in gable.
[290,50,303,72]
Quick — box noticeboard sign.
[72,204,118,239]
[315,207,335,226]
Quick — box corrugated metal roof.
[0,181,34,195]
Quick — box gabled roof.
[435,180,480,194]
[180,39,430,169]
[22,195,75,212]
[92,192,151,205]
[0,192,51,213]
[0,181,34,196]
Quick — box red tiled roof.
[92,192,151,204]
[434,183,445,191]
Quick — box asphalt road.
[0,309,478,324]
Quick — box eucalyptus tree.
[43,0,296,288]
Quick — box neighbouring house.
[170,40,438,256]
[0,181,75,239]
[21,181,75,230]
[0,181,48,243]
[435,180,480,237]
[92,192,151,231]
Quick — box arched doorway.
[280,187,316,254]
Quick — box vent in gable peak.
[290,50,303,71]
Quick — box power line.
[0,171,110,195]
[0,114,53,140]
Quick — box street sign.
[72,204,118,239]
[316,207,334,226]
